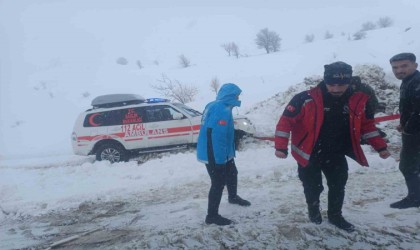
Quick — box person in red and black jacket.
[389,52,420,209]
[274,61,390,232]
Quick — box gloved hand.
[275,149,288,159]
[379,149,391,159]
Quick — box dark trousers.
[400,133,420,200]
[205,159,238,216]
[298,154,349,216]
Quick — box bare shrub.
[353,31,367,40]
[255,28,281,54]
[82,92,90,98]
[304,34,315,43]
[221,42,240,58]
[33,81,47,91]
[361,21,377,31]
[151,74,198,104]
[324,31,334,39]
[136,60,143,69]
[231,43,240,58]
[116,57,128,65]
[210,77,220,95]
[221,43,233,56]
[11,120,25,128]
[178,54,191,68]
[377,17,393,28]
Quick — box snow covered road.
[1,144,419,249]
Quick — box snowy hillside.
[1,0,420,159]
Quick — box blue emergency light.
[146,98,170,103]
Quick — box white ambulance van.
[71,94,255,163]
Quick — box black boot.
[391,174,420,209]
[308,202,322,224]
[225,160,250,206]
[228,195,251,206]
[328,214,355,232]
[390,197,420,209]
[205,214,232,226]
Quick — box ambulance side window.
[121,107,145,125]
[144,107,162,123]
[84,108,142,127]
[84,109,124,127]
[105,109,125,125]
[144,105,182,123]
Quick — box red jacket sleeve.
[361,113,388,152]
[275,115,292,150]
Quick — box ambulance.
[71,94,255,162]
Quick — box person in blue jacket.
[197,83,251,226]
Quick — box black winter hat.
[389,52,416,63]
[324,61,353,85]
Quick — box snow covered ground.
[1,0,420,249]
[1,140,419,249]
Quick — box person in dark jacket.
[274,61,390,232]
[197,83,251,226]
[389,52,420,209]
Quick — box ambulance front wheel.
[95,142,128,163]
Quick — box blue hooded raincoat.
[196,83,242,165]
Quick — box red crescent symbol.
[89,113,102,127]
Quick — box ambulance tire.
[95,142,128,163]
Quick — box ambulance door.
[116,107,148,150]
[144,105,193,148]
